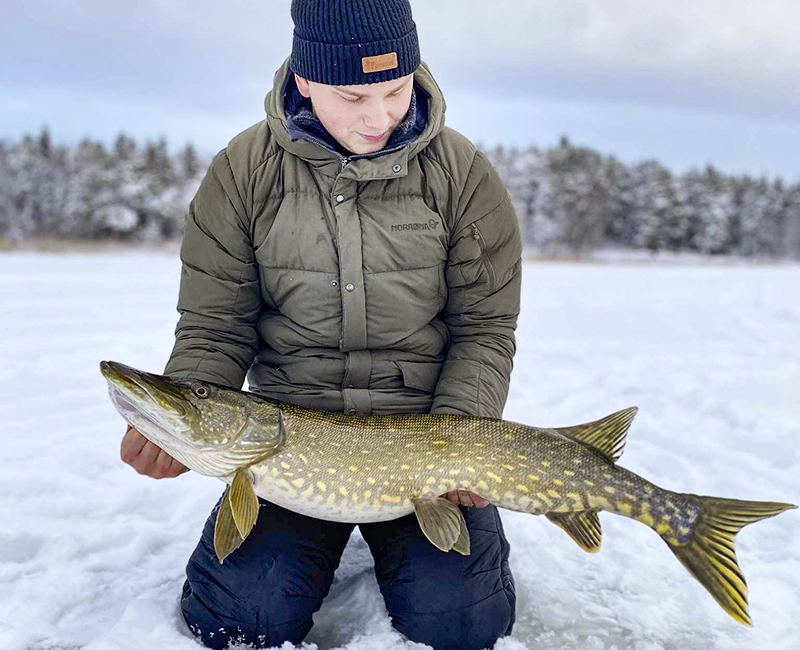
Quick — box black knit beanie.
[290,0,420,86]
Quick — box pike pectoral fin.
[230,469,259,539]
[213,486,245,563]
[546,509,602,552]
[554,406,638,463]
[413,497,470,554]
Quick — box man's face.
[294,72,414,155]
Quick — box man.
[120,1,522,648]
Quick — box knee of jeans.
[393,587,515,650]
[181,579,315,649]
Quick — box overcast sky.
[2,0,798,181]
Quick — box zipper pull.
[471,223,481,240]
[340,156,349,171]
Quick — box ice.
[1,251,797,649]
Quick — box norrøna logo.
[391,219,440,232]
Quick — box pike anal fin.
[413,497,471,555]
[546,509,602,552]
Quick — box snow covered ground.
[1,250,798,650]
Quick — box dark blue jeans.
[181,494,516,650]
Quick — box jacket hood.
[264,56,446,170]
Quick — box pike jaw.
[100,361,283,477]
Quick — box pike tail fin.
[667,495,795,626]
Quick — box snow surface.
[0,251,798,650]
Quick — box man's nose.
[363,105,394,133]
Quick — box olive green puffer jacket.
[164,56,522,418]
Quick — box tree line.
[1,127,798,258]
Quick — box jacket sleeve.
[163,150,262,388]
[430,150,522,419]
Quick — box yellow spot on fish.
[316,481,327,492]
[364,490,372,499]
[301,485,314,498]
[584,480,594,486]
[528,474,540,482]
[280,462,291,470]
[367,477,376,485]
[541,461,550,467]
[656,522,671,535]
[604,473,613,479]
[645,485,654,494]
[477,480,489,490]
[474,443,485,447]
[426,464,435,469]
[401,465,410,470]
[349,466,358,472]
[502,464,514,471]
[466,466,475,473]
[564,470,575,476]
[518,455,527,460]
[299,454,308,464]
[604,486,616,494]
[547,489,560,498]
[553,479,563,486]
[449,469,460,475]
[309,433,316,438]
[486,471,503,483]
[640,513,654,527]
[361,450,370,454]
[326,493,336,505]
[406,443,415,448]
[517,485,529,492]
[328,468,337,474]
[618,502,633,516]
[398,486,405,492]
[432,441,447,445]
[339,487,348,497]
[381,495,401,503]
[476,456,484,460]
[379,466,388,471]
[426,477,436,484]
[271,468,279,477]
[449,453,459,457]
[291,478,305,488]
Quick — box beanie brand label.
[362,52,398,74]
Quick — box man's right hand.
[120,425,189,479]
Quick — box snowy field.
[1,250,798,650]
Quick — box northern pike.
[100,360,795,626]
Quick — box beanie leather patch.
[362,52,399,74]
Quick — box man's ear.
[295,73,311,98]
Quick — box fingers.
[443,490,489,508]
[119,426,189,479]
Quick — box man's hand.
[443,490,489,508]
[120,425,189,479]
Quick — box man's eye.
[344,96,362,103]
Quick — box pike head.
[100,361,284,476]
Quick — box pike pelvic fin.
[546,509,602,553]
[667,496,796,626]
[212,470,260,563]
[553,406,638,463]
[413,497,471,555]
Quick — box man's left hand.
[443,490,489,508]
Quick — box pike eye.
[194,386,209,398]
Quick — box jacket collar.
[264,56,446,179]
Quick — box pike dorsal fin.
[546,509,602,553]
[553,406,638,463]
